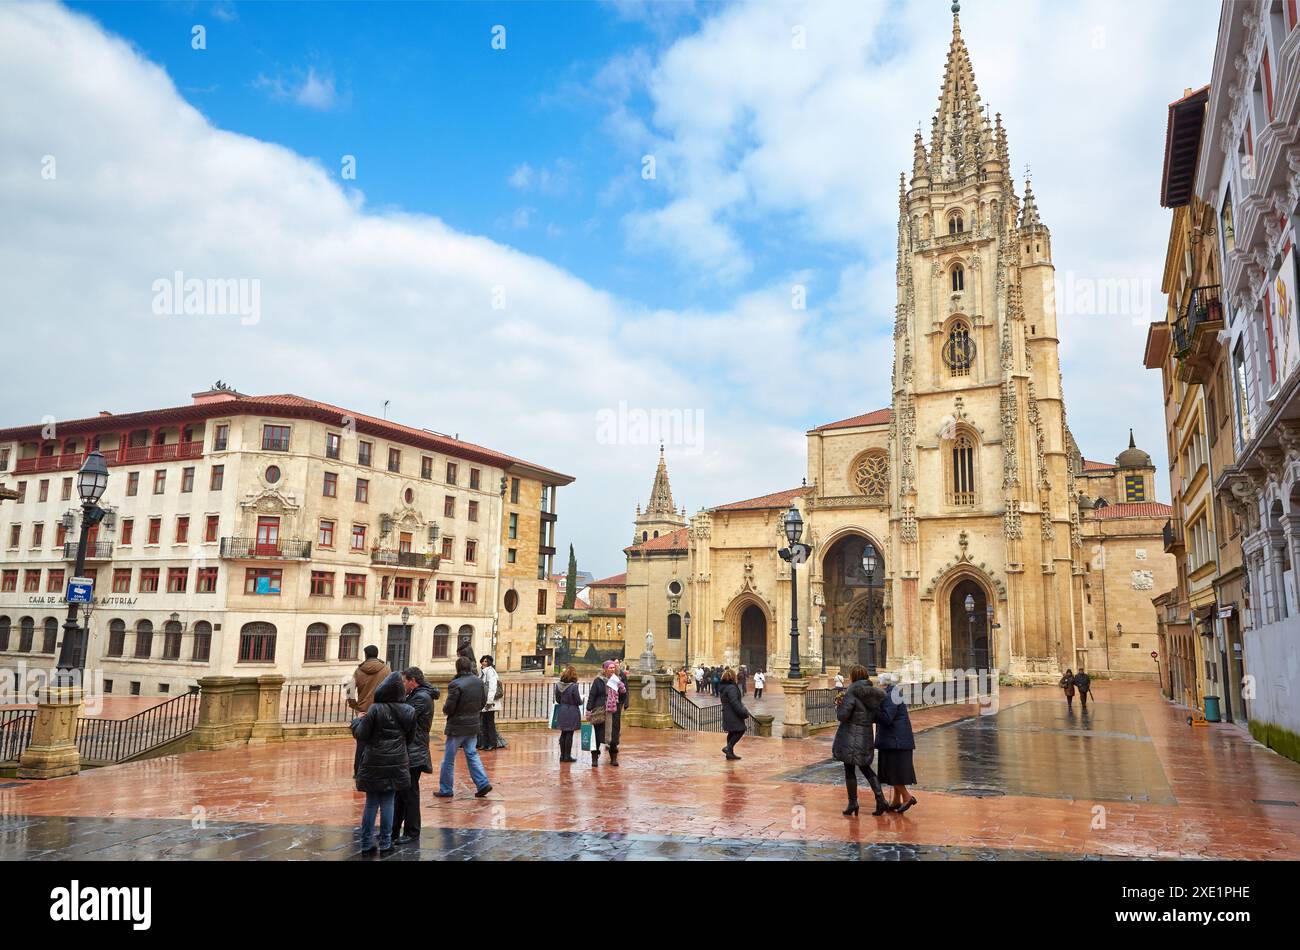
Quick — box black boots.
[843,800,859,817]
[591,750,599,766]
[609,750,619,767]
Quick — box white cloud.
[254,65,343,111]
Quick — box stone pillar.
[752,713,775,738]
[17,686,82,779]
[191,676,238,751]
[250,675,286,742]
[229,678,260,743]
[623,672,674,729]
[782,678,810,739]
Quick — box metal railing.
[219,537,312,559]
[0,708,35,762]
[807,688,836,724]
[668,688,756,734]
[63,540,114,560]
[370,549,439,570]
[74,691,201,764]
[282,683,353,724]
[497,680,590,722]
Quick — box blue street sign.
[66,576,94,605]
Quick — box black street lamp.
[56,451,109,680]
[819,608,828,673]
[963,593,976,669]
[778,505,809,679]
[862,543,877,672]
[683,610,691,672]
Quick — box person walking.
[832,664,888,817]
[1074,667,1093,710]
[585,660,626,767]
[694,665,704,693]
[753,670,766,700]
[718,667,752,760]
[737,665,748,697]
[393,667,439,844]
[677,667,690,693]
[711,667,722,697]
[478,655,505,751]
[834,671,845,691]
[436,656,492,799]
[554,665,583,763]
[351,671,416,854]
[875,673,918,814]
[1059,668,1076,710]
[347,645,391,779]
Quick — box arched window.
[304,622,329,662]
[134,619,154,658]
[192,621,212,662]
[338,623,360,661]
[238,621,276,663]
[945,321,973,377]
[431,624,450,658]
[641,531,648,542]
[18,617,34,652]
[108,619,126,657]
[949,432,978,506]
[42,617,59,654]
[458,625,475,655]
[163,620,183,660]
[951,263,965,292]
[0,616,10,652]
[667,613,682,640]
[949,212,964,235]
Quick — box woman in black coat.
[393,667,440,843]
[875,673,918,813]
[351,671,417,853]
[718,667,751,761]
[554,665,583,763]
[831,665,888,816]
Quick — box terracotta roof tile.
[1091,502,1174,520]
[589,572,627,587]
[624,526,690,555]
[1082,459,1116,471]
[711,486,808,512]
[813,408,892,431]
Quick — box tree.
[563,544,578,609]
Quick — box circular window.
[404,487,415,504]
[265,465,281,485]
[504,590,519,612]
[851,451,889,497]
[667,580,683,596]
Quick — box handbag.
[580,721,596,751]
[549,702,561,729]
[588,705,606,726]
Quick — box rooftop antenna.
[382,400,390,419]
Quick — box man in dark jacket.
[351,671,416,853]
[393,667,440,843]
[349,646,391,779]
[436,656,492,798]
[1074,668,1093,710]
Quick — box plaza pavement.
[2,681,1299,860]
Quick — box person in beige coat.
[349,646,391,778]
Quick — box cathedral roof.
[1089,502,1173,521]
[813,408,892,431]
[1081,459,1116,472]
[711,486,808,512]
[624,526,690,555]
[1115,429,1153,468]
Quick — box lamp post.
[56,451,109,681]
[862,543,877,672]
[552,627,564,674]
[778,505,809,679]
[400,606,411,671]
[683,610,691,672]
[987,603,997,675]
[963,593,976,670]
[819,609,828,673]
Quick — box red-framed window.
[304,624,329,662]
[388,447,401,473]
[1288,0,1297,31]
[8,524,20,547]
[468,500,479,522]
[37,480,49,502]
[46,569,65,593]
[393,576,413,601]
[148,518,161,545]
[255,517,280,556]
[446,462,458,485]
[61,477,72,501]
[205,515,220,543]
[23,569,41,592]
[469,468,481,490]
[175,516,189,544]
[351,524,367,551]
[326,431,342,460]
[319,520,335,548]
[112,568,132,593]
[181,467,195,493]
[167,567,188,593]
[421,456,433,479]
[210,465,225,491]
[121,519,134,545]
[356,478,369,503]
[31,523,43,547]
[323,472,338,497]
[139,568,160,593]
[465,539,477,564]
[213,423,229,451]
[153,470,166,494]
[441,536,454,560]
[197,567,219,593]
[1,570,16,592]
[444,496,455,518]
[55,524,68,548]
[238,623,277,662]
[436,579,454,602]
[262,425,291,452]
[310,571,335,597]
[357,441,372,467]
[460,582,477,605]
[344,573,366,598]
[1264,289,1278,384]
[244,567,283,595]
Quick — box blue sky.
[5,0,1221,576]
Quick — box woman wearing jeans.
[350,671,416,854]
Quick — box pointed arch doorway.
[948,578,990,671]
[740,605,767,672]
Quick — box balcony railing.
[1163,518,1184,554]
[63,541,114,560]
[219,537,312,559]
[1172,285,1223,382]
[370,549,440,570]
[13,441,203,475]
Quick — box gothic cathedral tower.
[889,5,1081,680]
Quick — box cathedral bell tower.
[888,2,1078,680]
[633,446,687,544]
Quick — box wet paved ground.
[3,682,1299,860]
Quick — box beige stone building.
[0,385,572,694]
[622,10,1174,684]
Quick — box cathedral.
[621,8,1174,684]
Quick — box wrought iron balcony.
[1173,285,1223,384]
[1162,518,1184,555]
[219,537,312,559]
[370,549,440,570]
[63,541,114,560]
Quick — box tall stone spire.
[1019,176,1043,229]
[930,0,987,183]
[646,444,676,515]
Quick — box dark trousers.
[353,739,364,778]
[393,768,422,837]
[594,712,621,753]
[559,730,574,758]
[479,710,501,749]
[755,688,763,699]
[725,729,745,755]
[843,762,884,803]
[1079,689,1090,709]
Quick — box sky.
[0,0,1222,577]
